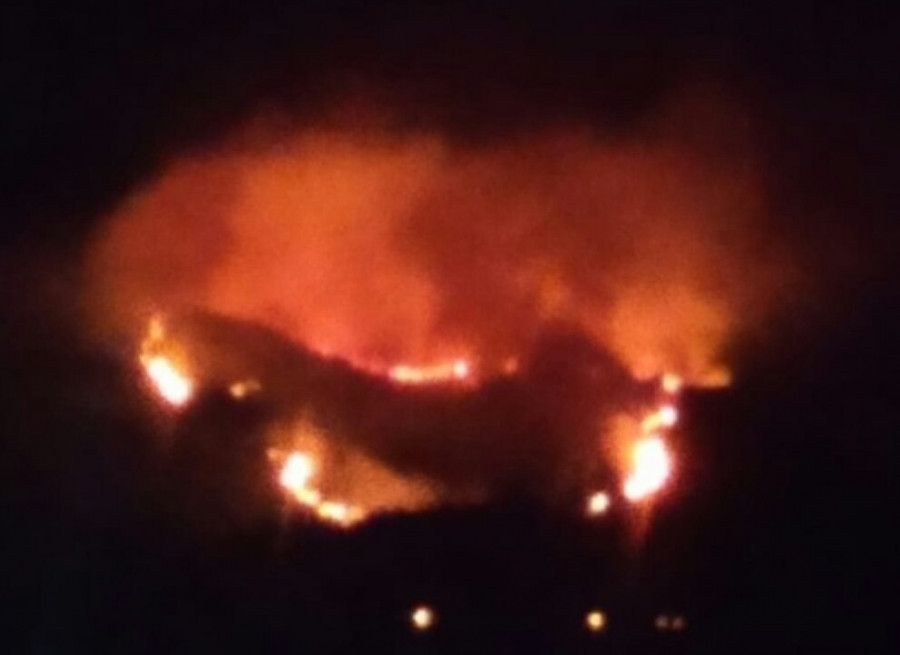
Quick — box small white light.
[586,491,611,516]
[410,605,436,631]
[585,609,607,632]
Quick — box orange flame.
[139,316,194,407]
[388,359,472,385]
[277,450,366,528]
[623,436,672,501]
[141,355,194,406]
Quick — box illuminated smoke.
[661,373,683,394]
[85,91,795,520]
[228,379,261,399]
[268,417,440,525]
[86,96,787,387]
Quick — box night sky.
[1,1,897,653]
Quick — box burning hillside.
[83,96,792,529]
[133,310,685,527]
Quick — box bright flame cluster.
[623,376,679,502]
[586,374,681,515]
[623,436,673,501]
[388,359,472,385]
[139,317,195,407]
[277,451,366,528]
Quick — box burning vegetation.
[87,94,792,531]
[276,450,366,528]
[136,310,683,528]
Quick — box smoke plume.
[83,87,795,511]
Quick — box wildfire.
[142,355,194,406]
[228,379,261,399]
[623,436,672,501]
[139,316,194,407]
[277,450,366,528]
[388,359,472,385]
[618,372,681,504]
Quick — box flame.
[280,452,315,489]
[315,501,361,525]
[594,372,683,510]
[277,450,366,528]
[388,359,472,385]
[138,316,194,406]
[623,436,672,501]
[142,355,194,406]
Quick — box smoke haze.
[86,87,791,385]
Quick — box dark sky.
[1,1,897,653]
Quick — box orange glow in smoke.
[586,491,611,516]
[623,436,672,502]
[388,359,472,385]
[277,450,365,528]
[661,373,683,394]
[228,379,261,399]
